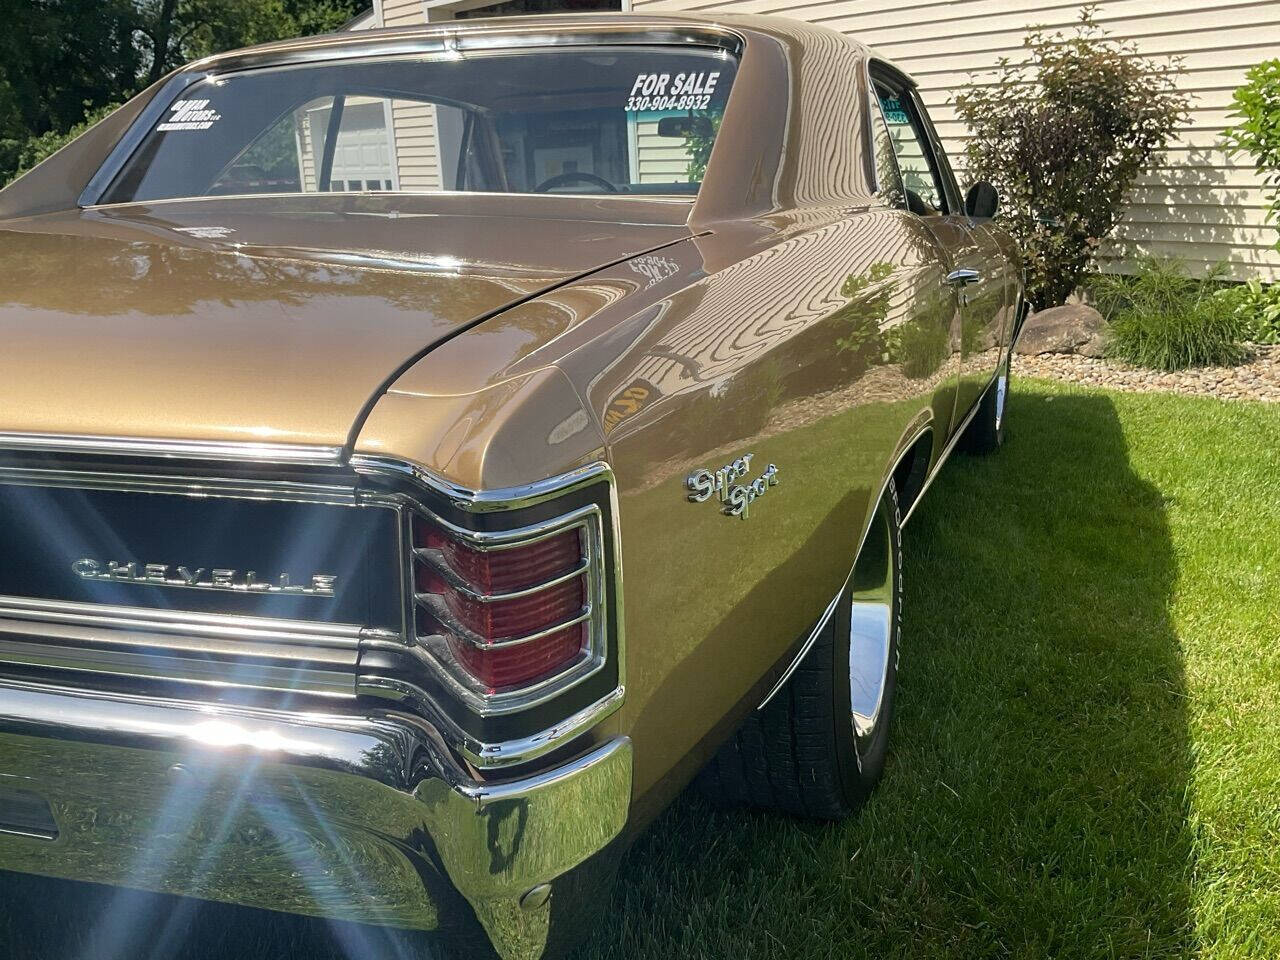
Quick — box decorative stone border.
[1014,345,1280,403]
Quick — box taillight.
[412,512,601,698]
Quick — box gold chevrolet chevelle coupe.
[0,13,1025,959]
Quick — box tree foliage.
[9,100,124,182]
[1223,58,1280,249]
[682,111,721,183]
[954,7,1190,307]
[0,0,367,187]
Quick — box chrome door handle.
[946,269,981,287]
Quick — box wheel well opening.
[893,431,933,519]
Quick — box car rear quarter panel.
[356,203,963,813]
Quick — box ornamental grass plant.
[1092,256,1245,371]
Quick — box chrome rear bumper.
[0,680,631,960]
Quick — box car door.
[907,86,1015,422]
[869,72,1006,438]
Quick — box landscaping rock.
[1015,304,1107,356]
[1014,344,1280,403]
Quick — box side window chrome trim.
[906,86,962,215]
[864,76,905,206]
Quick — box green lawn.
[4,380,1280,959]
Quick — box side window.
[873,81,946,216]
[868,91,905,209]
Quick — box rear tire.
[700,478,903,819]
[962,351,1010,454]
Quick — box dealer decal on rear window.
[626,71,721,112]
[157,99,222,132]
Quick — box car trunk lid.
[0,193,692,449]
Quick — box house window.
[454,0,621,19]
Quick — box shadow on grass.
[578,386,1195,959]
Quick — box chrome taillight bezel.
[349,456,625,767]
[408,502,610,714]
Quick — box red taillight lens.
[412,517,591,694]
[449,624,586,689]
[414,517,581,592]
[418,565,585,638]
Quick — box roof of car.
[185,12,880,73]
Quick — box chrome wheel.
[848,492,897,763]
[702,477,902,818]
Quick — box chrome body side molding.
[760,372,991,710]
[899,377,992,528]
[758,420,932,710]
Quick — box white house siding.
[626,0,1280,281]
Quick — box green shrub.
[1092,257,1244,371]
[1217,278,1280,344]
[4,101,121,187]
[1223,59,1280,248]
[954,7,1190,308]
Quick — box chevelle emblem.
[72,559,337,597]
[686,453,780,519]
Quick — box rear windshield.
[102,47,737,204]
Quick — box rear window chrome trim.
[188,23,745,75]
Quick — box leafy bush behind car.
[1218,279,1280,345]
[955,6,1189,309]
[1223,58,1280,246]
[1092,257,1244,371]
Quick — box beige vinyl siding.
[630,0,1280,281]
[634,116,695,183]
[388,100,445,190]
[373,0,447,189]
[380,0,426,26]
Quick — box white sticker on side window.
[626,71,721,112]
[157,99,222,132]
